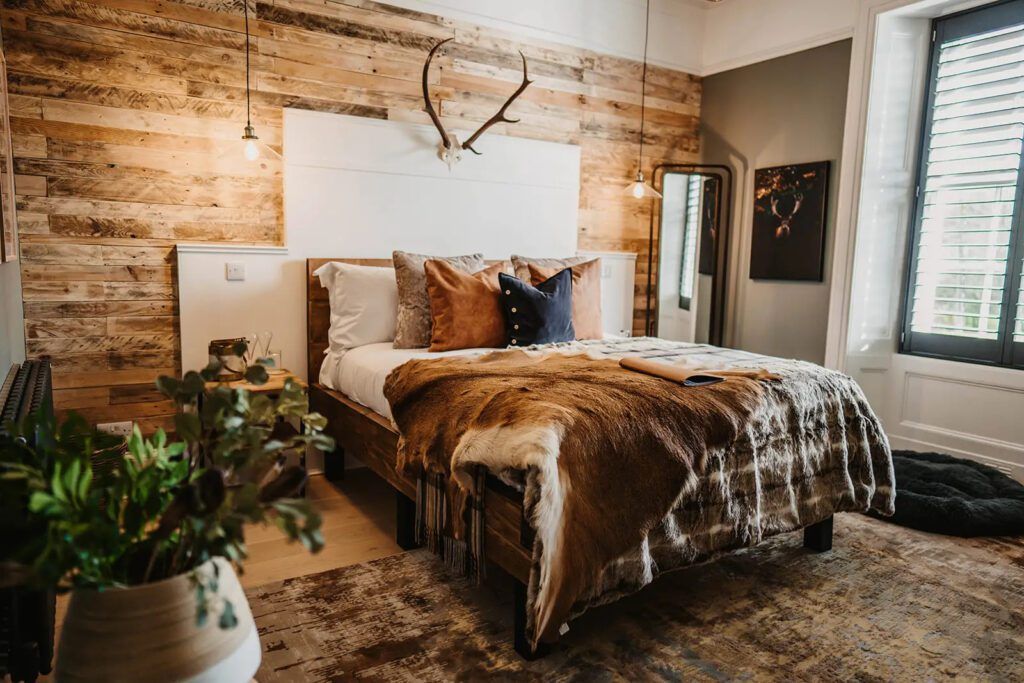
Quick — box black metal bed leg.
[395,490,419,550]
[513,579,550,660]
[803,515,834,552]
[323,445,345,484]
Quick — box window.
[902,0,1024,369]
[679,175,701,310]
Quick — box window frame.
[900,0,1024,369]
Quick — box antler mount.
[422,38,533,169]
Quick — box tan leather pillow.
[424,260,511,351]
[528,259,603,340]
[511,254,591,281]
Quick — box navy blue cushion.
[498,269,575,346]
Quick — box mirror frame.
[645,164,733,346]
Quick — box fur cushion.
[392,251,484,348]
[876,451,1024,537]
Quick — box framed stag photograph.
[750,161,830,281]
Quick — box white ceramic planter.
[56,558,261,682]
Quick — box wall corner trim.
[702,27,855,76]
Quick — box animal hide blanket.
[383,338,895,650]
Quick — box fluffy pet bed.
[877,451,1024,537]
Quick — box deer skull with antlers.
[422,38,533,169]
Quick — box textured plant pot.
[56,558,260,682]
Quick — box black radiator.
[0,359,56,683]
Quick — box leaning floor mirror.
[645,165,733,346]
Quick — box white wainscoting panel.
[578,250,636,338]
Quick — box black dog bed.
[875,450,1024,537]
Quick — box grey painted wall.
[702,39,852,364]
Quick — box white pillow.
[314,262,397,351]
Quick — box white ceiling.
[377,0,857,76]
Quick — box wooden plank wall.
[2,0,701,429]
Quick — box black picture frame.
[749,161,830,281]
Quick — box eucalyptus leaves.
[0,354,334,631]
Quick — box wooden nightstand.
[205,371,307,394]
[205,371,310,495]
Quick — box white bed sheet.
[319,343,487,420]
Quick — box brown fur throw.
[384,339,895,650]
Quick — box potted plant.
[0,358,334,682]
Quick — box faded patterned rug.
[247,515,1024,681]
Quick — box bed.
[306,258,895,659]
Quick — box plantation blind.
[903,0,1024,368]
[678,175,701,310]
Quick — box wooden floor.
[242,469,403,588]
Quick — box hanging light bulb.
[626,0,660,200]
[243,125,260,161]
[238,1,280,162]
[625,170,662,199]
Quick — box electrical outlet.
[226,262,246,281]
[97,421,133,437]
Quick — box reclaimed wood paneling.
[3,0,701,427]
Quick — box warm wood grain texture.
[242,470,403,588]
[4,0,701,426]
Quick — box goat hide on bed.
[383,339,895,650]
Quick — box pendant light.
[241,1,279,161]
[624,0,661,200]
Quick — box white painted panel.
[901,374,1024,448]
[177,246,302,380]
[579,250,636,337]
[286,110,579,189]
[284,109,579,259]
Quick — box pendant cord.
[244,0,252,129]
[637,0,651,176]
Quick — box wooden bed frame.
[305,258,833,659]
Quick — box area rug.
[247,514,1024,681]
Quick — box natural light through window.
[905,12,1024,368]
[679,175,700,310]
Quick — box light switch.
[226,262,246,281]
[602,264,613,279]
